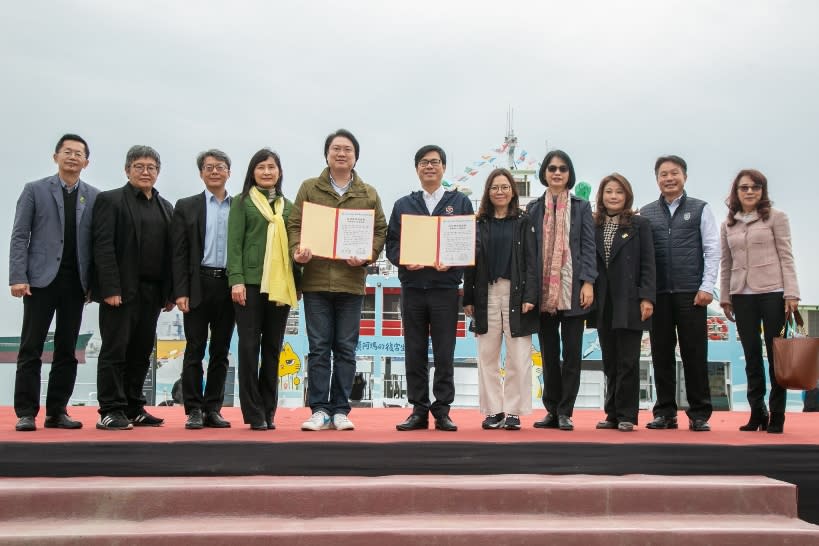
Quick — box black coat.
[526,193,597,316]
[170,192,207,308]
[91,183,174,305]
[463,213,539,337]
[587,215,656,331]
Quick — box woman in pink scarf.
[525,150,597,431]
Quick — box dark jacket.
[463,213,539,337]
[386,189,474,289]
[525,193,597,316]
[91,183,174,304]
[587,215,656,331]
[640,192,706,293]
[171,191,236,308]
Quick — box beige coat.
[719,207,799,302]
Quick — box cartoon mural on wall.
[278,342,301,391]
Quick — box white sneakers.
[300,410,355,431]
[332,413,355,431]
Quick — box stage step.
[0,475,817,545]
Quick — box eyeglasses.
[59,150,86,159]
[490,185,512,193]
[418,159,442,167]
[330,146,354,154]
[547,165,569,173]
[203,164,228,173]
[131,163,158,174]
[738,184,762,193]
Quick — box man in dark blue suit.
[9,134,99,432]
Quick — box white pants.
[476,279,533,416]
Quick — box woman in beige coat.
[719,169,799,434]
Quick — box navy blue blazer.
[9,175,99,291]
[525,193,597,316]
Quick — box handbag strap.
[781,309,806,338]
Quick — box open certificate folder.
[300,202,375,260]
[399,214,476,267]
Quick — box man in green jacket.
[287,129,387,431]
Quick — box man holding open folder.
[386,145,474,432]
[288,129,387,432]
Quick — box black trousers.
[14,271,85,418]
[234,285,289,425]
[732,292,787,413]
[537,311,585,417]
[401,287,459,419]
[649,292,712,420]
[96,281,162,416]
[181,274,235,414]
[597,298,642,424]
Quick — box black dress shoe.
[185,409,204,430]
[646,415,678,429]
[15,416,36,432]
[596,419,618,430]
[533,413,559,429]
[558,415,574,431]
[44,413,83,429]
[204,411,231,428]
[435,416,458,432]
[250,422,268,431]
[396,414,429,431]
[265,414,276,430]
[689,419,711,432]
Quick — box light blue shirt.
[665,195,720,295]
[201,189,231,268]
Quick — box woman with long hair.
[588,173,655,432]
[463,168,538,430]
[227,149,299,430]
[526,150,597,431]
[719,169,799,434]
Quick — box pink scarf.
[541,190,573,314]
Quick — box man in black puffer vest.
[640,155,720,432]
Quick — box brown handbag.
[772,310,819,390]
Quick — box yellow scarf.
[249,187,297,307]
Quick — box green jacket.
[227,192,300,288]
[287,168,387,295]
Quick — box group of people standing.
[9,133,799,435]
[465,151,799,434]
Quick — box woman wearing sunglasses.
[526,150,597,431]
[463,168,538,430]
[719,169,799,434]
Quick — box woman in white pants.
[464,168,539,430]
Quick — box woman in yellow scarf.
[227,149,299,430]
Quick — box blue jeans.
[303,291,363,415]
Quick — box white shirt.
[665,195,720,295]
[422,185,445,214]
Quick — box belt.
[199,266,227,279]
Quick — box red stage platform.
[1,407,818,524]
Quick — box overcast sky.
[2,0,817,335]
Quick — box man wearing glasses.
[92,145,175,430]
[170,150,235,430]
[9,134,99,431]
[386,145,474,432]
[641,155,720,432]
